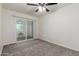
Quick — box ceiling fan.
[26,3,58,12]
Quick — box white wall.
[0,4,3,55]
[2,8,38,45]
[39,4,79,51]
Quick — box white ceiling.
[2,3,71,17]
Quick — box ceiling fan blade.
[35,9,39,12]
[27,3,38,6]
[46,3,58,6]
[46,8,50,12]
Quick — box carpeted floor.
[1,39,79,56]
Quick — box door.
[16,18,27,41]
[27,20,33,39]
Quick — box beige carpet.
[1,39,79,56]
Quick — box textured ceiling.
[2,3,71,17]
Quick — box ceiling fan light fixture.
[27,3,58,13]
[38,6,42,12]
[43,7,46,11]
[38,6,46,12]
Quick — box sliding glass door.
[16,19,26,41]
[16,17,33,41]
[27,20,33,39]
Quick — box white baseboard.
[40,39,79,52]
[0,46,3,56]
